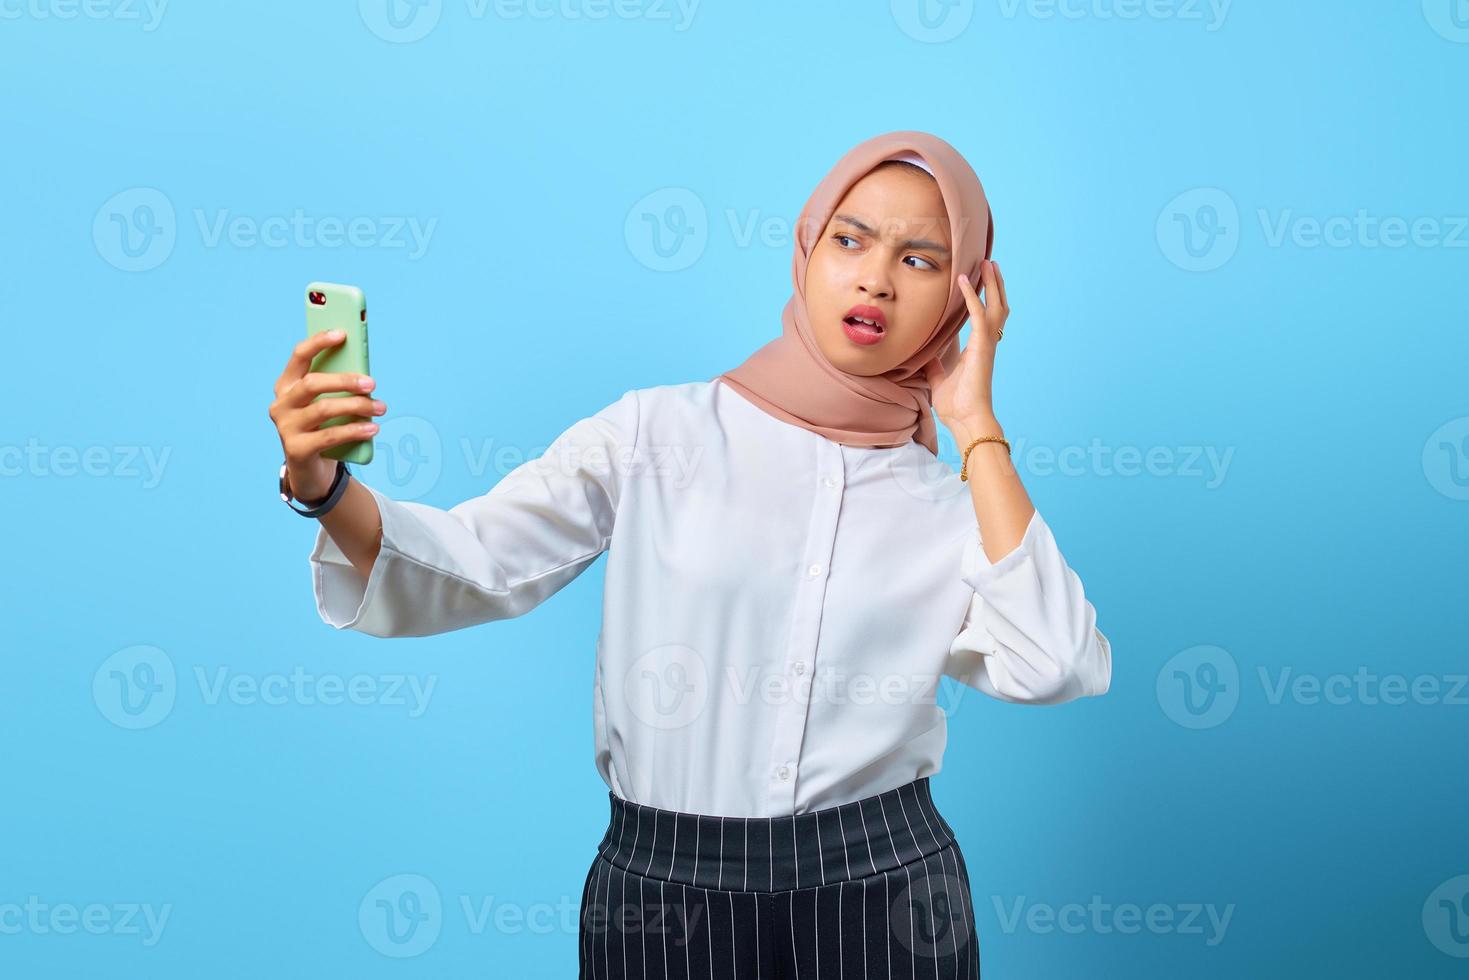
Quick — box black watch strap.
[280,460,351,518]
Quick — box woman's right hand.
[269,329,386,503]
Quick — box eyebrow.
[832,213,952,256]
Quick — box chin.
[824,346,895,376]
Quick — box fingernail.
[358,377,373,390]
[329,329,345,338]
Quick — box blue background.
[4,0,1467,976]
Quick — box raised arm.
[312,388,639,637]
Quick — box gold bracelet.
[959,433,1010,481]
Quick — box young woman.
[270,130,1112,978]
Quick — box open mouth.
[842,307,887,346]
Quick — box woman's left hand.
[927,258,1009,430]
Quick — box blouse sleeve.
[943,509,1113,704]
[307,387,640,638]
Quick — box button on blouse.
[308,379,1112,817]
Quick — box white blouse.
[308,379,1111,817]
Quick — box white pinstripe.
[816,812,827,885]
[908,784,940,851]
[813,887,820,977]
[943,845,974,980]
[885,872,891,978]
[791,814,799,890]
[620,865,629,980]
[587,783,972,979]
[789,891,799,980]
[683,883,692,980]
[639,874,648,980]
[754,890,761,974]
[922,855,937,980]
[857,804,877,877]
[693,818,701,891]
[645,811,658,876]
[837,881,844,980]
[876,797,899,865]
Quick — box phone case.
[304,281,373,464]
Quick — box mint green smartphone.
[304,281,373,465]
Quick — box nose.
[856,252,893,299]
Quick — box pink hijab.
[713,130,995,456]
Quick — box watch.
[280,459,351,518]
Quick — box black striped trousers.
[578,776,980,978]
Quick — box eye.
[832,233,860,249]
[905,255,939,271]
